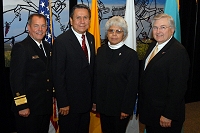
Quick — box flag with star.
[38,0,54,45]
[38,1,58,133]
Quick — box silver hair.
[105,16,128,38]
[151,13,175,29]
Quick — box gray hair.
[151,13,175,30]
[105,16,128,38]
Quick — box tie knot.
[39,44,43,49]
[82,34,85,40]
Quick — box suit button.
[47,89,49,91]
[47,79,50,82]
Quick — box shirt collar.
[157,36,173,47]
[29,35,43,47]
[71,27,86,38]
[108,41,124,49]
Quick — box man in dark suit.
[10,13,53,133]
[138,13,190,133]
[52,4,95,133]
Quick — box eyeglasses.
[107,29,124,34]
[152,26,171,31]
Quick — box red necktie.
[81,34,88,59]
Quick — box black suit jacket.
[94,44,139,116]
[10,35,53,115]
[138,37,190,126]
[52,28,95,113]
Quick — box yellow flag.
[177,0,180,10]
[88,0,101,53]
[88,1,102,132]
[89,112,101,133]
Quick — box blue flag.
[164,0,181,42]
[38,0,53,45]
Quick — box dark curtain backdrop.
[0,0,199,132]
[180,0,200,103]
[0,0,14,132]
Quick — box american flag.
[38,1,58,133]
[38,0,53,45]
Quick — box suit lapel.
[28,36,47,64]
[42,41,51,64]
[144,38,174,71]
[86,32,95,62]
[69,29,90,63]
[142,42,156,71]
[36,44,47,63]
[144,43,156,62]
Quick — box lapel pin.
[119,53,121,56]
